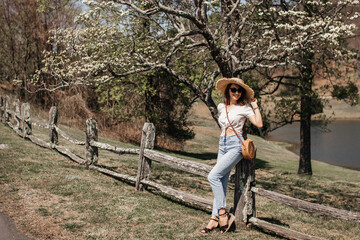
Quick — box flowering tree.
[258,0,359,174]
[34,0,286,122]
[0,0,80,98]
[34,0,359,174]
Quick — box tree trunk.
[298,94,312,175]
[145,75,154,123]
[298,56,313,175]
[202,95,220,128]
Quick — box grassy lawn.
[0,101,359,239]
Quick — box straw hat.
[215,77,254,101]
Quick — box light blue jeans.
[208,134,243,217]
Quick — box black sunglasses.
[230,87,242,93]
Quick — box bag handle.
[225,105,244,145]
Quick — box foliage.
[259,0,359,126]
[33,0,359,125]
[260,0,359,174]
[0,0,80,99]
[31,0,359,170]
[33,0,287,125]
[332,81,359,106]
[96,71,196,141]
[31,3,197,141]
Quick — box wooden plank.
[29,120,49,129]
[90,140,140,155]
[6,109,14,115]
[8,123,25,138]
[141,179,213,211]
[144,149,212,177]
[12,111,22,120]
[249,217,326,240]
[252,187,360,223]
[92,137,211,178]
[28,135,51,149]
[6,121,15,131]
[54,145,86,165]
[90,165,213,211]
[89,165,137,183]
[55,126,85,145]
[9,120,85,165]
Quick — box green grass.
[0,101,360,239]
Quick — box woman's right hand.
[250,98,259,108]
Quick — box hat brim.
[216,78,254,101]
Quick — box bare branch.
[152,1,205,29]
[112,0,159,15]
[214,0,243,38]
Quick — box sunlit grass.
[1,101,360,239]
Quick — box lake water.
[266,120,360,170]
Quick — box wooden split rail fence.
[1,95,359,240]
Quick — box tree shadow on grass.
[155,147,278,169]
[257,217,290,227]
[255,158,272,170]
[154,146,218,161]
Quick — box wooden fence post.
[14,99,21,130]
[4,96,10,123]
[85,118,98,166]
[21,103,31,136]
[234,157,256,230]
[136,123,155,191]
[49,106,58,146]
[0,95,3,123]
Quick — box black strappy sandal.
[219,208,235,233]
[201,216,219,234]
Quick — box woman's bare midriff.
[225,128,237,136]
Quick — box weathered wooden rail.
[1,95,359,240]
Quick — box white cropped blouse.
[217,103,254,137]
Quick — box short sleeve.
[217,103,225,113]
[243,104,255,118]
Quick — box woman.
[201,77,263,234]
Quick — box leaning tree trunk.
[202,94,221,128]
[298,57,314,175]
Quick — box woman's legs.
[208,136,242,217]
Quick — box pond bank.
[322,99,360,119]
[266,120,360,171]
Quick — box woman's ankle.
[219,208,227,216]
[218,208,228,227]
